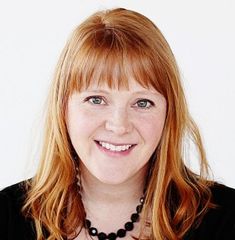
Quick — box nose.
[105,107,132,135]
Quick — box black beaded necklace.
[84,196,145,240]
[75,165,146,240]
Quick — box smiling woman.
[0,7,235,240]
[66,80,166,186]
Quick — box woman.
[0,8,235,240]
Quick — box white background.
[0,0,234,189]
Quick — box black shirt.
[0,181,235,239]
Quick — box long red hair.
[23,8,214,240]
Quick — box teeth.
[99,141,132,152]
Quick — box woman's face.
[66,78,167,185]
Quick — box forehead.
[78,78,166,103]
[79,76,156,92]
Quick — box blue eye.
[85,96,105,105]
[135,99,154,109]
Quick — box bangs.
[68,28,165,94]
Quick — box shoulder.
[0,181,29,217]
[0,180,35,240]
[209,182,235,225]
[0,181,27,203]
[187,182,235,240]
[210,182,235,205]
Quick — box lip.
[95,140,137,146]
[94,140,136,157]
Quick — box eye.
[84,96,106,105]
[134,99,154,109]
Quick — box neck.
[80,163,147,206]
[78,164,148,235]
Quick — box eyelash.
[84,96,106,105]
[84,96,155,109]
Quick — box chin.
[96,173,130,185]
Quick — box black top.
[0,181,235,240]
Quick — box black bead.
[117,229,126,238]
[107,232,117,240]
[85,219,91,228]
[125,221,134,231]
[136,204,143,213]
[98,232,107,240]
[89,227,98,236]
[140,197,145,204]
[131,213,139,222]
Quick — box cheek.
[136,114,166,145]
[67,108,104,141]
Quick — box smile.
[98,141,132,152]
[94,140,136,155]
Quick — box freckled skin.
[66,79,167,185]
